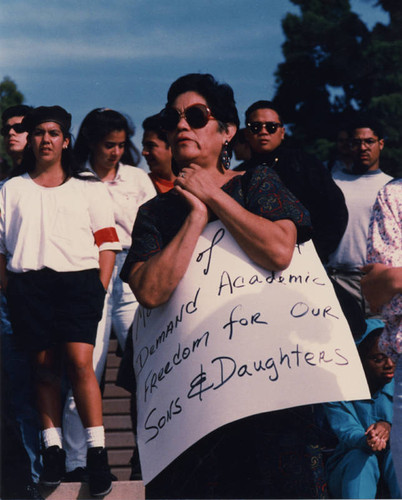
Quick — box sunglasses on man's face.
[160,104,215,131]
[246,121,283,135]
[1,123,26,137]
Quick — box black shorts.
[6,268,106,352]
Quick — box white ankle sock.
[85,426,105,448]
[42,427,63,448]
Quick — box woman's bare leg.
[34,348,62,429]
[34,348,66,486]
[64,342,102,427]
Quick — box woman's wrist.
[187,205,209,228]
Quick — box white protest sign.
[132,220,370,484]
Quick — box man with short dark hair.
[237,100,348,264]
[1,104,32,169]
[327,120,393,315]
[142,114,175,193]
[232,128,251,162]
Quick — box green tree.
[273,0,402,176]
[0,76,24,117]
[356,0,402,176]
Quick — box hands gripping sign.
[132,220,370,484]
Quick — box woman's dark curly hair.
[166,73,240,131]
[74,108,141,167]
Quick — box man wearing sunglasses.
[327,120,393,317]
[1,105,32,172]
[236,100,348,265]
[1,104,42,499]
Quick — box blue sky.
[0,0,388,167]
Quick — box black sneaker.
[87,447,113,497]
[25,482,45,500]
[40,445,66,487]
[63,466,89,483]
[9,482,45,500]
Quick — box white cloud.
[0,22,273,70]
[0,2,122,28]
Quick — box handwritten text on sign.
[132,221,370,484]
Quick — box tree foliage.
[0,77,24,118]
[0,76,25,162]
[273,0,402,176]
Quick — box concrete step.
[41,480,145,499]
[104,414,132,430]
[105,367,119,382]
[110,466,132,481]
[108,448,133,467]
[106,352,121,369]
[103,383,130,399]
[106,430,135,448]
[109,338,118,349]
[103,398,131,415]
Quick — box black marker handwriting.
[196,228,225,275]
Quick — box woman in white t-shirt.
[0,106,121,497]
[61,108,156,480]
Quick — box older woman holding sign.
[122,74,311,306]
[121,74,314,498]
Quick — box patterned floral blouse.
[120,164,312,281]
[367,178,402,361]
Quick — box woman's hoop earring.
[220,140,231,170]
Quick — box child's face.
[363,337,395,388]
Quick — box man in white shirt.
[327,119,393,316]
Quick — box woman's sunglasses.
[246,121,283,135]
[160,104,215,131]
[1,122,26,137]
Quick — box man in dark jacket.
[235,100,348,264]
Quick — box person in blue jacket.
[324,319,401,498]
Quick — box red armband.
[94,227,119,247]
